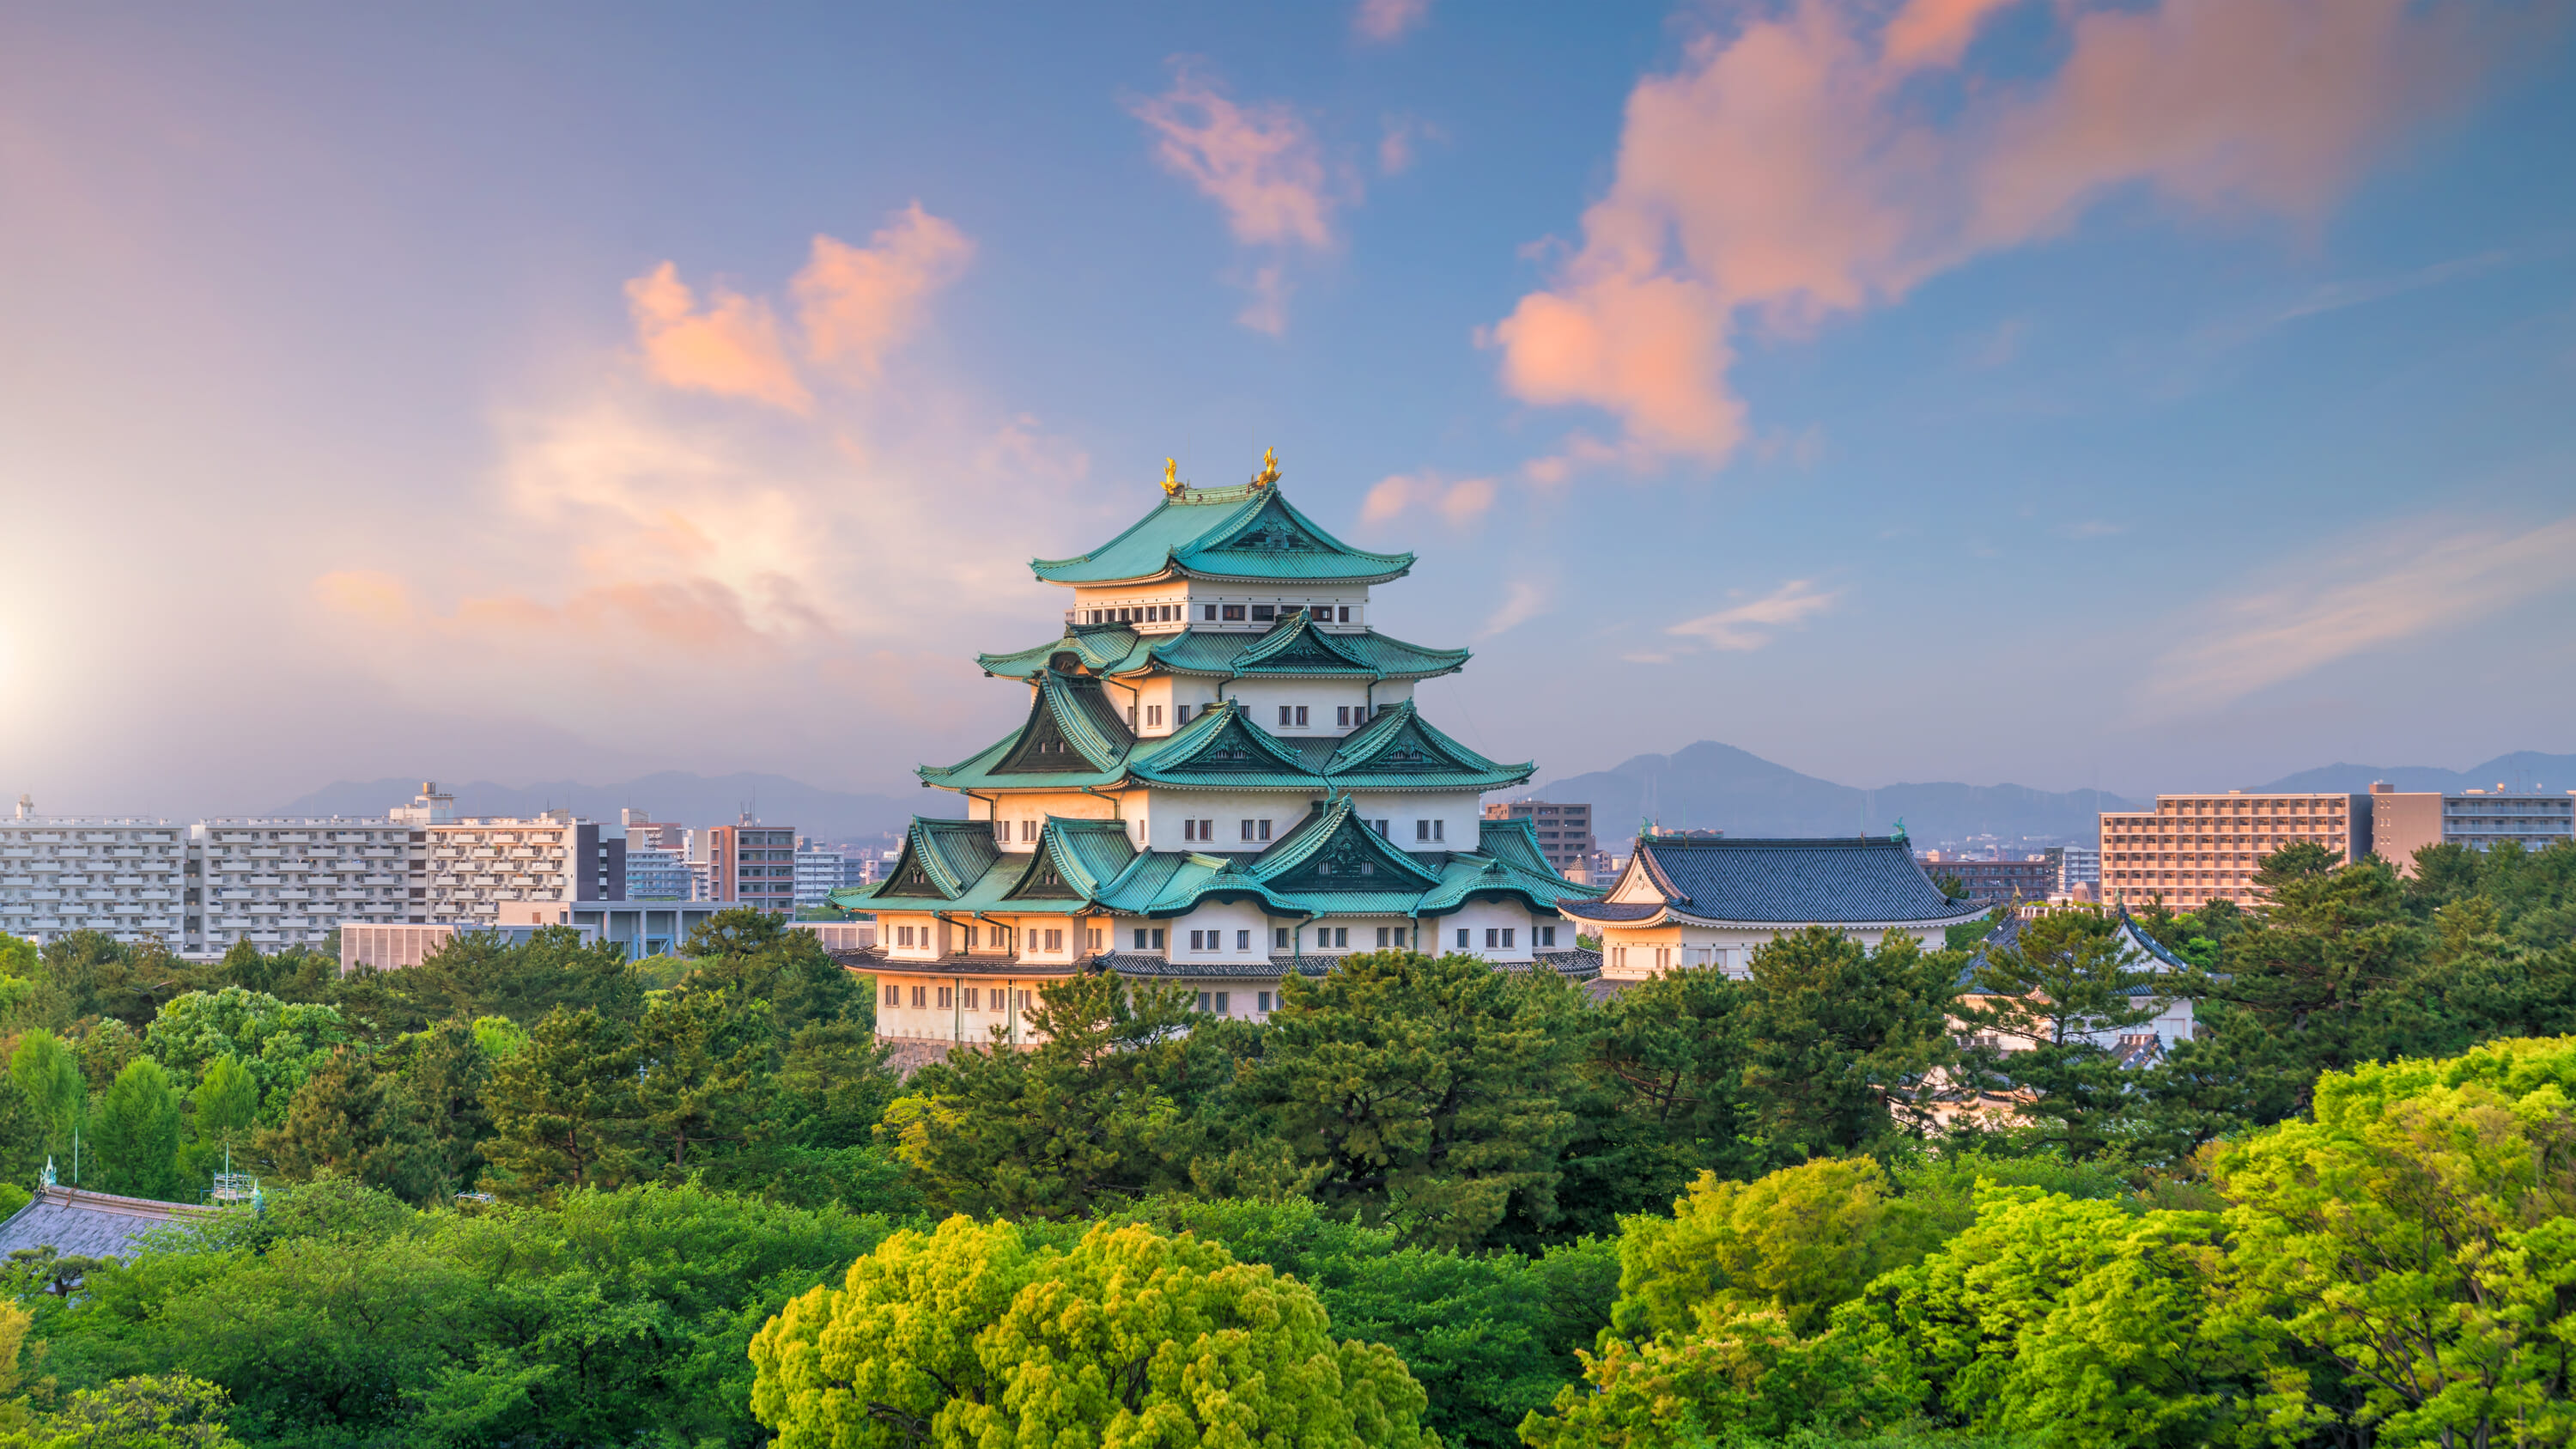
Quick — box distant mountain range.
[1525,742,2139,848]
[274,773,939,844]
[281,746,2574,852]
[2254,752,2576,795]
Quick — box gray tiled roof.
[0,1187,213,1263]
[1564,837,1977,925]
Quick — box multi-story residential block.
[2370,782,2576,874]
[623,845,690,900]
[621,809,687,852]
[1482,801,1595,873]
[2099,791,2371,910]
[0,797,186,948]
[708,820,796,914]
[387,784,624,927]
[2042,844,2102,896]
[1916,852,2054,904]
[191,818,415,954]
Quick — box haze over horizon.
[7,2,2573,820]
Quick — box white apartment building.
[388,783,623,926]
[793,838,860,911]
[0,798,186,948]
[623,845,690,900]
[191,818,416,954]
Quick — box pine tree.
[482,1007,640,1200]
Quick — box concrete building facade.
[2370,782,2576,874]
[708,823,796,913]
[1482,801,1595,874]
[0,800,186,948]
[192,818,416,953]
[2099,791,2371,910]
[1916,853,2054,904]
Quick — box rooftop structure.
[0,1184,214,1263]
[1485,801,1595,874]
[842,455,1601,1051]
[1566,834,1986,983]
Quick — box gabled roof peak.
[1030,482,1415,586]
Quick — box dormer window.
[1251,605,1275,621]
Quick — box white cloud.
[1354,0,1431,44]
[2142,515,2576,716]
[1668,579,1841,651]
[1127,62,1346,333]
[1480,578,1551,637]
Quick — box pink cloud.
[793,203,975,385]
[1354,0,1432,44]
[1490,0,2537,472]
[1361,471,1497,526]
[1128,64,1335,250]
[625,263,811,412]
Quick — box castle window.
[937,987,952,1008]
[884,983,900,1007]
[1258,991,1272,1012]
[1338,606,1350,622]
[1240,819,1271,842]
[962,987,978,1010]
[1236,929,1250,950]
[909,985,926,1008]
[1222,605,1245,621]
[1486,928,1498,948]
[1251,605,1275,621]
[1273,926,1290,948]
[1540,926,1557,947]
[1456,928,1470,948]
[1197,991,1212,1012]
[1214,991,1230,1014]
[1146,705,1163,728]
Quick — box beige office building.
[2371,782,2576,875]
[2099,791,2371,910]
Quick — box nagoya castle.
[843,451,1600,1048]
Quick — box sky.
[4,0,2573,820]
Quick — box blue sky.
[3,0,2572,819]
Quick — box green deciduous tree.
[748,1215,1437,1447]
[1610,1159,1929,1342]
[8,1031,83,1161]
[1249,950,1583,1249]
[2215,1035,2576,1447]
[143,987,349,1108]
[87,1058,184,1202]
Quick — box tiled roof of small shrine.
[1029,482,1414,585]
[1561,836,1983,927]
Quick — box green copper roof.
[857,803,1601,923]
[861,818,1005,901]
[1029,483,1414,585]
[979,617,1470,684]
[920,695,1534,795]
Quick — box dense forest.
[0,837,2567,1446]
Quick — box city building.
[389,784,625,927]
[794,837,855,911]
[1915,852,2054,904]
[2099,791,2371,910]
[191,817,416,954]
[623,845,690,900]
[0,797,186,948]
[2370,782,2576,874]
[841,455,1601,1050]
[342,918,605,971]
[2041,844,2102,897]
[707,820,796,914]
[620,808,687,852]
[1569,835,1984,983]
[1482,801,1596,874]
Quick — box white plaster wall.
[1133,789,1319,851]
[869,965,1043,1044]
[1285,917,1419,954]
[1178,587,1372,630]
[1427,898,1543,961]
[987,793,1121,852]
[1219,679,1378,732]
[1601,922,1953,979]
[1067,588,1193,630]
[1164,898,1276,964]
